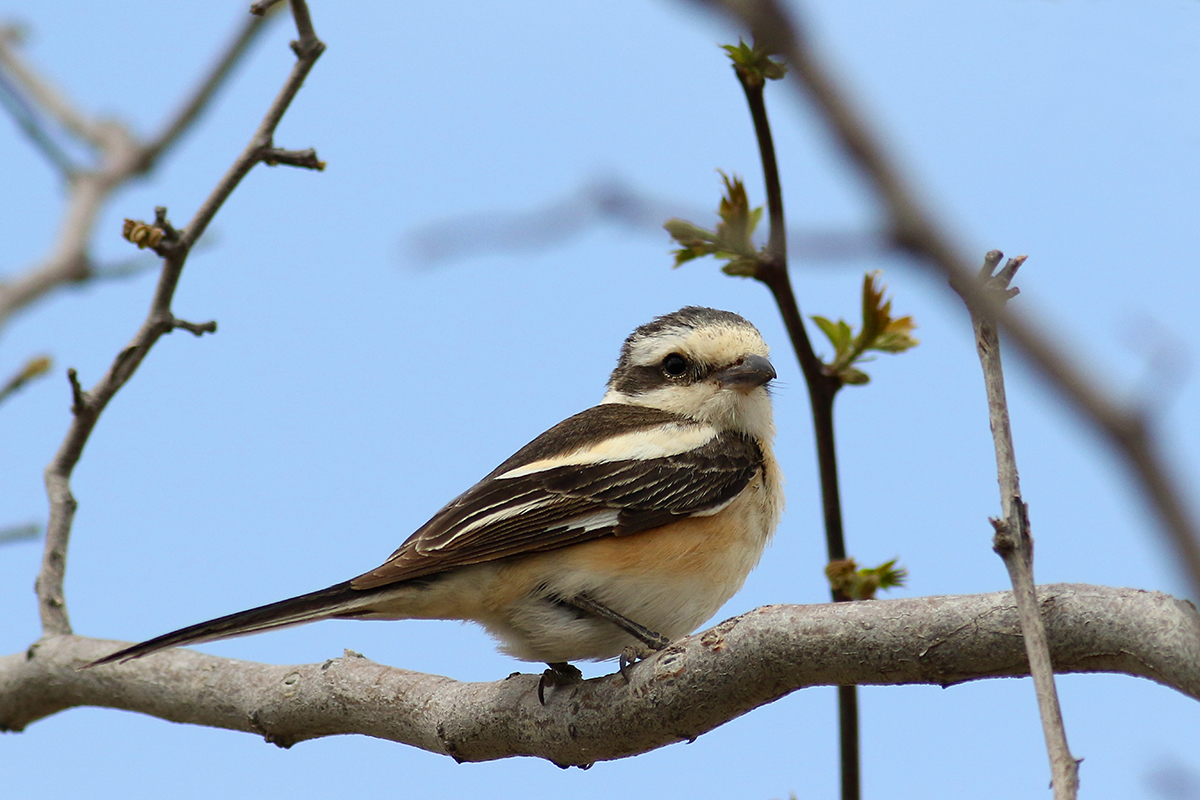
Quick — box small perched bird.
[92,306,783,690]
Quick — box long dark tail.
[86,581,379,667]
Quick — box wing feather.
[351,405,762,589]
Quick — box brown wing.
[351,405,762,589]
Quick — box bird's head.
[602,306,776,440]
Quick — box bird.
[90,306,783,694]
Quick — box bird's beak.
[715,354,776,393]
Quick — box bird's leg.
[538,661,583,705]
[538,594,670,698]
[570,591,669,683]
[562,591,671,651]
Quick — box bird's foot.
[618,645,649,683]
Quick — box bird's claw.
[538,661,583,705]
[618,645,644,682]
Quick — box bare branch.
[138,10,275,169]
[404,177,885,266]
[172,318,218,337]
[0,24,108,147]
[0,64,77,177]
[34,3,325,637]
[178,10,325,253]
[0,11,273,330]
[262,147,325,170]
[251,0,287,16]
[972,250,1079,799]
[689,0,1200,600]
[3,586,1197,762]
[0,176,102,327]
[288,0,319,47]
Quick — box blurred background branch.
[0,10,275,331]
[403,176,888,267]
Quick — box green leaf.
[869,559,908,591]
[856,271,919,356]
[874,314,919,353]
[840,367,870,385]
[722,38,788,85]
[721,257,760,277]
[748,205,763,231]
[837,320,854,351]
[670,248,699,268]
[714,171,761,257]
[810,315,843,352]
[809,270,919,384]
[663,172,766,278]
[825,557,908,600]
[662,218,711,242]
[859,271,887,347]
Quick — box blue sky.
[2,1,1198,798]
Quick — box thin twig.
[262,147,326,170]
[0,24,107,147]
[0,66,77,177]
[691,0,1200,600]
[734,60,859,800]
[0,523,40,546]
[735,63,843,558]
[972,251,1079,799]
[289,0,319,46]
[251,0,286,16]
[405,177,886,266]
[138,10,274,169]
[34,2,325,637]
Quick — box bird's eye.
[662,353,689,377]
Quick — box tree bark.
[3,584,1196,766]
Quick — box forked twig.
[35,2,326,636]
[972,250,1079,799]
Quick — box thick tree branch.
[690,0,1200,599]
[0,11,273,329]
[972,251,1078,798]
[34,3,325,637]
[3,585,1196,764]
